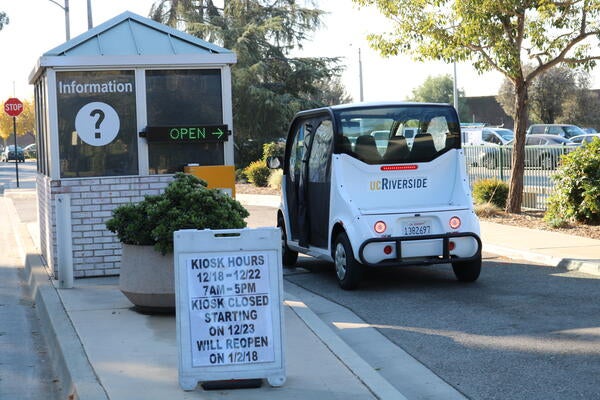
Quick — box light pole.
[49,0,70,40]
[358,47,364,102]
[87,0,93,29]
[453,62,459,112]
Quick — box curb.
[484,243,600,277]
[6,197,109,400]
[284,294,407,400]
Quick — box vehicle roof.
[529,123,578,127]
[295,101,453,117]
[526,134,573,141]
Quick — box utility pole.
[49,0,70,40]
[358,48,364,102]
[87,0,93,29]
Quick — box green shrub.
[268,168,283,190]
[545,138,600,225]
[106,173,249,255]
[262,141,285,161]
[243,160,271,187]
[472,179,509,209]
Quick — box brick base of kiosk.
[174,227,286,390]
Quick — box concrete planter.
[119,244,175,313]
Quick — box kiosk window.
[146,69,224,174]
[56,70,138,177]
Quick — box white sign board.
[174,228,285,391]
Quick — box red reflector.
[380,164,418,171]
[384,245,393,254]
[448,241,456,251]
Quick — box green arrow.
[212,128,224,139]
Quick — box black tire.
[484,156,496,169]
[452,257,482,282]
[539,154,556,170]
[333,232,363,290]
[277,215,298,267]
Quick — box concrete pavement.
[5,189,600,399]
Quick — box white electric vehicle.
[271,102,482,290]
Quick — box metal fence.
[464,145,577,210]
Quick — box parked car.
[570,134,600,145]
[526,124,586,139]
[23,143,37,158]
[1,145,25,162]
[479,134,577,170]
[462,126,513,146]
[582,127,598,134]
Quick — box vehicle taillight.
[374,221,387,234]
[384,245,393,255]
[449,216,461,230]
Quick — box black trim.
[358,232,482,267]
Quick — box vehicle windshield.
[493,128,514,141]
[334,105,460,164]
[563,125,586,138]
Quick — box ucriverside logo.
[369,177,429,191]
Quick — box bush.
[243,160,271,187]
[106,173,249,254]
[262,141,285,160]
[268,169,283,190]
[472,179,509,209]
[545,138,600,225]
[474,202,502,218]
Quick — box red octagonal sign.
[4,97,23,117]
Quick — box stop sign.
[4,98,23,117]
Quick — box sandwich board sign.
[174,227,286,390]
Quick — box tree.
[497,65,579,124]
[353,0,600,213]
[0,99,35,145]
[149,0,346,167]
[410,74,471,122]
[0,12,8,30]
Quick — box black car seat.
[409,133,437,162]
[383,135,409,163]
[355,135,381,163]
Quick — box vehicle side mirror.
[266,156,283,169]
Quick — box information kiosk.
[29,11,237,278]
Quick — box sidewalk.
[6,189,600,399]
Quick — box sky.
[0,0,527,103]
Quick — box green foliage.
[106,173,249,254]
[150,0,348,158]
[410,74,471,121]
[354,0,600,213]
[261,141,285,161]
[243,160,271,187]
[545,139,600,225]
[472,179,509,209]
[268,169,283,190]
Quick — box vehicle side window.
[288,121,307,183]
[526,137,541,145]
[531,126,544,134]
[308,119,333,183]
[547,126,562,135]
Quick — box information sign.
[174,228,285,391]
[143,125,229,142]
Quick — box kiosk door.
[285,116,332,249]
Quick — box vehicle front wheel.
[277,215,298,267]
[333,232,363,290]
[452,258,482,282]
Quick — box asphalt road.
[284,255,600,400]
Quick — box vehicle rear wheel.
[333,232,363,290]
[452,257,482,282]
[277,215,298,267]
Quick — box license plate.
[402,221,431,236]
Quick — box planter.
[119,244,175,314]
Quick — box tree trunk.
[506,80,528,213]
